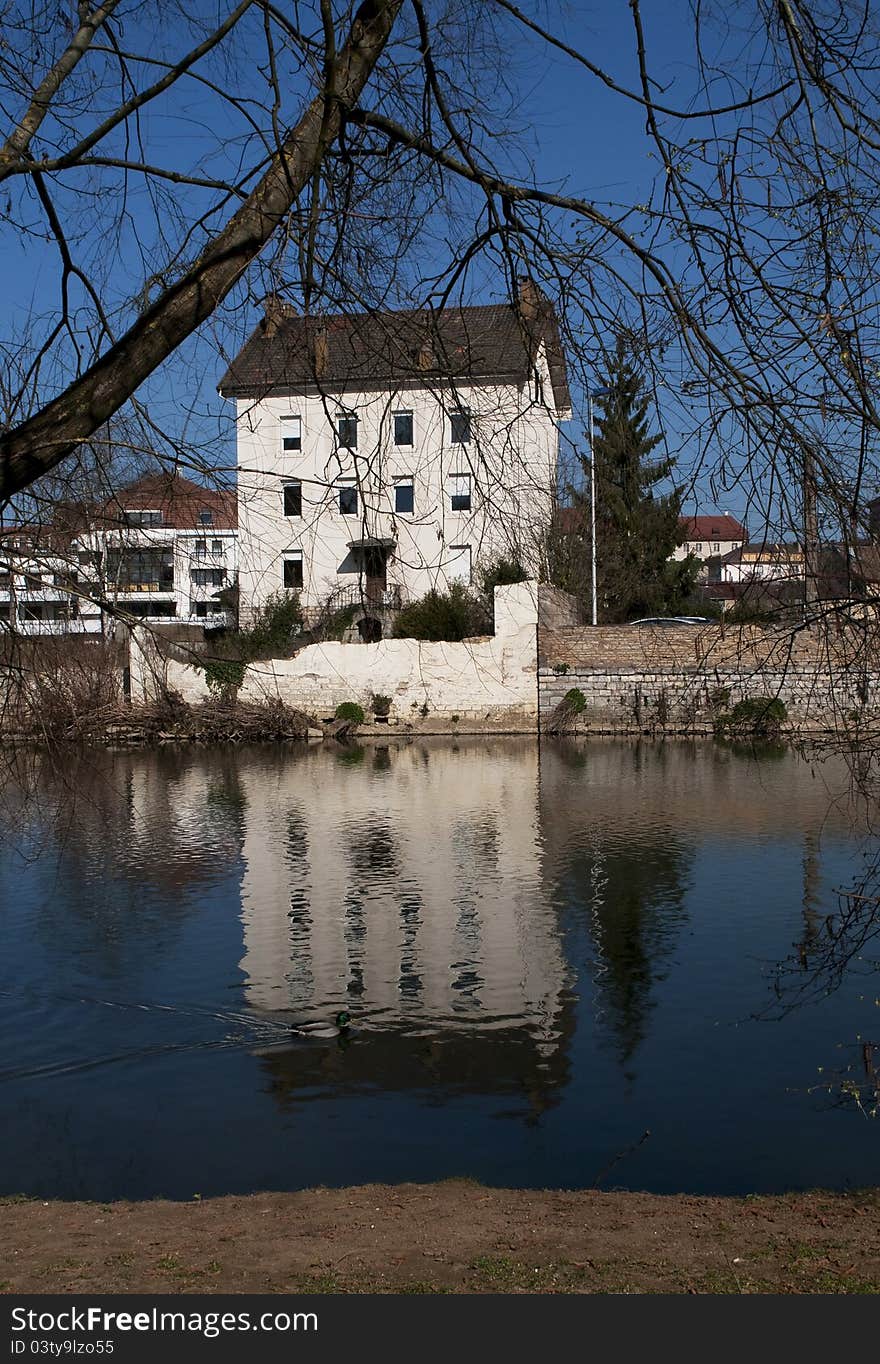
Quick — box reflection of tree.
[15,748,247,976]
[562,837,692,1067]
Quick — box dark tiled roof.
[679,514,747,541]
[218,297,571,413]
[100,473,237,530]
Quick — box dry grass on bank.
[1,1183,878,1295]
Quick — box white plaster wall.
[234,351,560,620]
[132,581,540,721]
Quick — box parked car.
[628,616,714,626]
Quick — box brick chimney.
[312,326,329,379]
[517,276,547,323]
[262,294,295,338]
[416,333,435,371]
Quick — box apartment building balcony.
[332,582,409,612]
[13,617,103,637]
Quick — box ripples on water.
[0,738,877,1199]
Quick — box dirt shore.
[1,1183,878,1295]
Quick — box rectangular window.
[395,479,414,515]
[281,415,302,452]
[283,482,302,518]
[124,509,163,527]
[282,555,303,590]
[450,409,471,444]
[338,482,358,516]
[447,544,472,585]
[336,411,358,449]
[198,509,214,526]
[394,411,413,446]
[194,540,207,559]
[211,539,223,555]
[448,473,472,513]
[191,568,225,587]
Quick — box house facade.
[0,527,101,635]
[1,473,237,635]
[77,473,238,628]
[710,541,804,584]
[673,513,747,563]
[221,284,571,628]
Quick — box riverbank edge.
[2,1183,878,1294]
[0,703,852,746]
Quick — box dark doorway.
[357,616,383,643]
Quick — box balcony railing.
[331,583,408,612]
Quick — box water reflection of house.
[237,741,573,1074]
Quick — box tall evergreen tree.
[572,339,698,623]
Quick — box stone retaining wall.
[539,620,880,732]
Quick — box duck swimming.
[290,1010,352,1039]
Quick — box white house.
[221,282,571,630]
[672,513,747,563]
[0,528,101,635]
[712,541,804,584]
[1,472,238,635]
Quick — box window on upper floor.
[450,409,471,444]
[283,554,303,590]
[336,411,358,449]
[191,567,225,587]
[338,481,358,516]
[194,540,207,559]
[283,482,302,518]
[124,509,163,527]
[448,472,472,513]
[447,544,472,585]
[211,539,223,555]
[394,411,413,446]
[198,509,214,526]
[395,479,414,515]
[281,415,302,452]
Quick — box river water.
[0,737,877,1200]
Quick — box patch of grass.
[467,1254,585,1293]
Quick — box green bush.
[714,696,787,740]
[203,657,246,699]
[562,687,587,715]
[371,693,392,716]
[335,701,365,726]
[244,591,304,657]
[480,558,529,597]
[394,583,489,641]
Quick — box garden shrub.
[371,693,392,716]
[394,582,489,641]
[479,558,528,597]
[335,701,365,726]
[714,696,787,740]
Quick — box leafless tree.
[0,0,876,533]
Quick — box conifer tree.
[574,340,698,623]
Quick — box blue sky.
[4,2,802,533]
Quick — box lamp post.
[587,386,613,627]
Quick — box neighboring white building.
[673,513,747,563]
[712,541,804,584]
[0,529,101,636]
[221,283,571,629]
[1,472,238,635]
